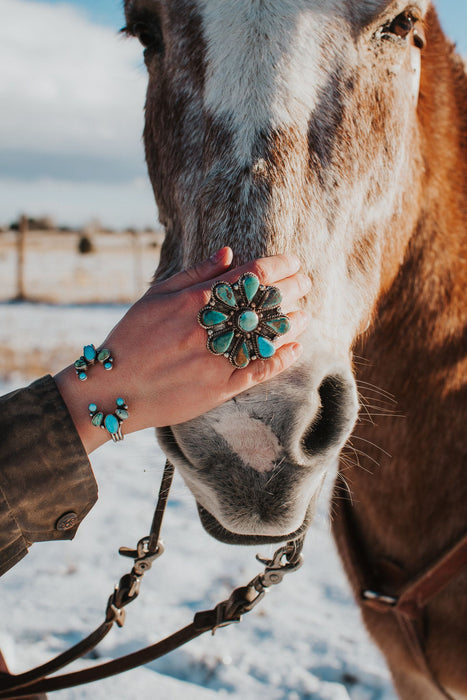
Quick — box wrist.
[54,365,143,453]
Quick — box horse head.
[124,0,432,543]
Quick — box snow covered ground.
[0,302,397,700]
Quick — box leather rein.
[0,460,305,698]
[335,495,467,700]
[4,462,465,699]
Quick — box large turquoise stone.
[201,308,228,326]
[242,274,260,302]
[257,336,276,358]
[264,316,290,335]
[83,344,96,362]
[234,342,250,368]
[115,408,129,420]
[97,348,110,362]
[104,414,120,434]
[214,283,237,307]
[237,310,259,332]
[262,287,282,309]
[211,331,234,354]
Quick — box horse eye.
[387,11,416,39]
[126,20,164,53]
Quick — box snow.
[0,302,397,700]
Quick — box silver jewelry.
[198,272,290,369]
[88,398,129,442]
[74,344,114,381]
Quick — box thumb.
[154,247,233,294]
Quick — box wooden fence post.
[14,215,28,301]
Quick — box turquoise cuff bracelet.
[198,272,290,369]
[89,398,129,442]
[74,344,114,381]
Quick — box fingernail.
[210,247,233,264]
[210,249,224,263]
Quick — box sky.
[0,0,465,229]
[0,0,154,229]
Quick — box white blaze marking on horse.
[214,413,283,472]
[199,0,340,163]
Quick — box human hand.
[55,248,310,453]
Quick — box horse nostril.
[301,375,351,456]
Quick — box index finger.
[218,254,301,287]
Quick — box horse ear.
[418,5,466,113]
[421,5,457,63]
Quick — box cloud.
[0,0,147,167]
[0,0,158,226]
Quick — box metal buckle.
[209,542,304,634]
[119,536,165,575]
[362,589,398,607]
[106,537,166,627]
[256,544,304,586]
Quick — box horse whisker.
[350,434,392,458]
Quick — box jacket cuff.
[0,375,98,570]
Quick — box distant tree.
[14,215,27,301]
[30,216,55,231]
[10,215,55,231]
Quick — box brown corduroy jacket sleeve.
[0,375,98,575]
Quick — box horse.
[123,1,466,697]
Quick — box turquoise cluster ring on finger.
[88,398,129,442]
[198,272,290,369]
[74,344,114,381]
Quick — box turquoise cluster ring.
[198,272,290,369]
[74,344,114,381]
[88,398,129,442]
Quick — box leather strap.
[396,532,467,618]
[0,458,305,698]
[0,653,46,700]
[0,622,113,697]
[0,541,304,698]
[392,533,467,700]
[0,620,212,698]
[335,495,467,700]
[147,461,175,552]
[0,461,176,698]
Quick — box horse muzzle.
[157,363,359,544]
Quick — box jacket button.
[56,512,79,531]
